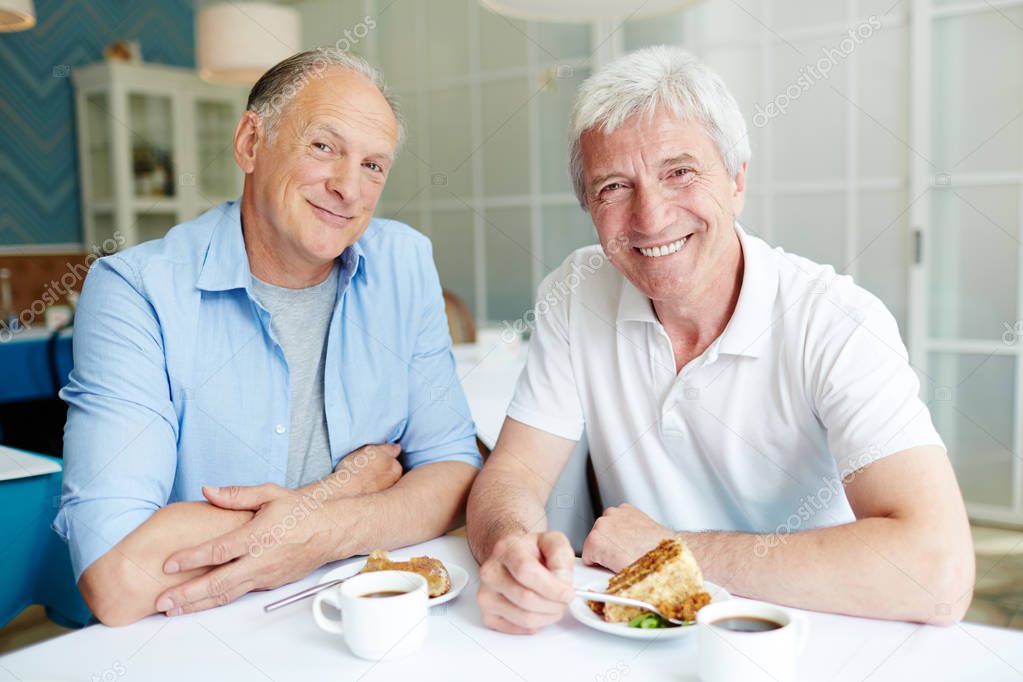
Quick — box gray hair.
[246,48,406,148]
[568,45,750,209]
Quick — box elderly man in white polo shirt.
[467,46,975,634]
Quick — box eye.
[364,161,384,173]
[669,168,693,180]
[599,182,625,197]
[312,142,332,153]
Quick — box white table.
[2,534,1021,681]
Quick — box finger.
[502,543,574,604]
[158,564,257,616]
[537,531,575,583]
[481,588,565,630]
[480,557,566,614]
[490,564,571,615]
[581,531,606,568]
[482,611,537,635]
[362,443,401,460]
[163,525,252,574]
[202,483,282,511]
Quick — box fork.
[575,589,689,626]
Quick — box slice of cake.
[359,549,452,598]
[588,538,711,623]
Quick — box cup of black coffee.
[696,600,809,682]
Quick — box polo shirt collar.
[196,200,368,292]
[614,221,778,358]
[716,222,778,358]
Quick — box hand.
[581,504,674,573]
[155,483,346,616]
[477,531,575,634]
[323,443,403,498]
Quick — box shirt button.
[275,424,286,435]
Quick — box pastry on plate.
[588,538,711,624]
[359,549,452,598]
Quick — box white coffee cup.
[697,599,809,682]
[312,570,429,661]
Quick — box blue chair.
[0,449,92,628]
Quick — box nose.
[630,182,671,237]
[325,159,362,205]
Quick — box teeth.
[638,236,689,258]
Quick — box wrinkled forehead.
[283,69,399,145]
[580,111,720,170]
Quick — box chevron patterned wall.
[0,0,194,247]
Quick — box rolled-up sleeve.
[399,239,481,469]
[53,257,179,581]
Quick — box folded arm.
[80,443,404,625]
[148,458,478,618]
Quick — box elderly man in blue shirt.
[54,50,481,625]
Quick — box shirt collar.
[715,222,778,358]
[196,200,369,293]
[614,221,778,358]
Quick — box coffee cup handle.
[312,589,345,635]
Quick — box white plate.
[318,557,469,607]
[569,578,731,640]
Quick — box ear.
[731,160,748,217]
[233,110,262,175]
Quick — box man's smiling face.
[581,106,747,306]
[246,67,399,269]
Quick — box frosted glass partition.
[927,187,1020,342]
[927,353,1016,509]
[485,207,533,321]
[932,9,1023,174]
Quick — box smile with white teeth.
[637,235,689,258]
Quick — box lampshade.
[479,0,703,22]
[197,2,301,85]
[0,0,35,32]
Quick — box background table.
[0,328,72,405]
[2,534,1020,681]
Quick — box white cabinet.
[72,61,248,249]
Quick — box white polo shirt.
[507,224,943,534]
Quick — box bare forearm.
[466,464,550,564]
[684,517,974,625]
[80,502,253,625]
[324,461,478,559]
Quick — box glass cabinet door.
[85,93,112,202]
[195,99,240,201]
[129,93,176,198]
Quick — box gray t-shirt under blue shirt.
[251,263,339,487]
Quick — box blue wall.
[0,0,195,246]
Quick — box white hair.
[568,45,750,209]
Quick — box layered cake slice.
[589,538,711,623]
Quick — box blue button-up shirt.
[54,201,480,580]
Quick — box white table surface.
[2,535,1021,681]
